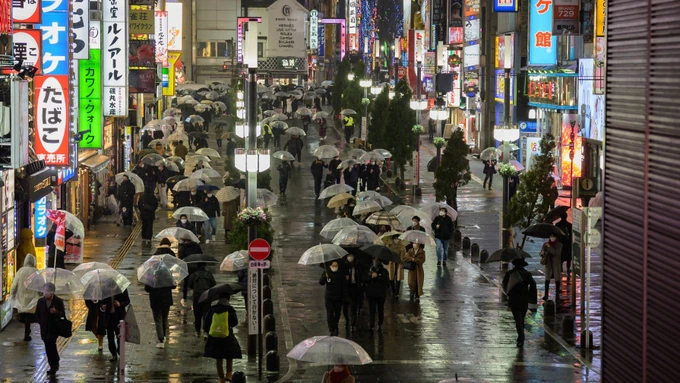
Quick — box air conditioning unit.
[89,10,102,21]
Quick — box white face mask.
[191,192,196,195]
[181,219,187,224]
[439,211,446,217]
[347,256,354,263]
[330,266,339,273]
[412,221,419,226]
[207,193,213,197]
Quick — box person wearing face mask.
[189,188,206,239]
[35,283,65,375]
[176,214,196,234]
[403,243,426,301]
[341,254,363,332]
[321,364,355,383]
[540,234,563,302]
[319,261,348,336]
[202,191,221,243]
[432,208,454,267]
[364,257,389,332]
[383,234,405,297]
[405,216,426,252]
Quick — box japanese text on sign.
[71,0,89,59]
[155,11,168,66]
[13,30,42,73]
[129,7,154,35]
[39,1,68,75]
[79,49,102,148]
[12,0,41,24]
[34,197,48,239]
[103,0,128,116]
[34,75,69,165]
[529,0,557,65]
[309,9,318,50]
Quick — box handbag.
[402,261,416,271]
[56,316,73,338]
[540,255,547,265]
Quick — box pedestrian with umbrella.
[284,135,304,164]
[341,253,363,333]
[329,155,342,184]
[403,242,426,301]
[117,174,136,227]
[34,282,65,375]
[277,160,292,195]
[311,157,326,198]
[156,162,173,209]
[364,255,389,332]
[432,207,455,267]
[320,261,348,336]
[213,124,224,152]
[10,254,39,342]
[540,232,563,302]
[367,160,381,191]
[184,262,216,337]
[174,140,189,160]
[201,286,242,383]
[502,259,537,348]
[201,188,221,243]
[272,122,284,149]
[138,189,158,246]
[176,213,196,234]
[154,237,176,257]
[380,232,405,297]
[287,336,372,380]
[262,120,273,148]
[553,211,573,275]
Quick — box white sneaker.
[156,342,165,349]
[205,239,210,243]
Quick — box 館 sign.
[267,0,308,59]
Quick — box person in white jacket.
[10,254,40,341]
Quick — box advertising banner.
[494,0,518,12]
[72,0,90,59]
[528,0,557,66]
[155,11,168,66]
[34,75,69,165]
[34,197,48,239]
[595,0,606,37]
[129,39,155,67]
[578,58,605,142]
[494,69,514,104]
[129,69,156,93]
[560,114,582,187]
[12,0,41,24]
[267,0,308,59]
[448,27,463,45]
[348,0,357,52]
[13,29,42,74]
[0,0,12,34]
[525,137,542,171]
[318,23,325,56]
[79,49,102,148]
[103,0,128,116]
[129,7,154,36]
[39,3,68,75]
[309,9,318,50]
[166,2,182,51]
[162,52,181,96]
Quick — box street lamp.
[236,108,246,119]
[235,122,262,138]
[410,61,424,196]
[430,107,450,167]
[388,90,395,99]
[359,79,372,142]
[234,148,271,172]
[370,84,382,95]
[347,73,355,81]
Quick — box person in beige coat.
[541,234,563,302]
[403,243,426,300]
[383,235,405,297]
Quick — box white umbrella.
[285,127,306,136]
[321,80,334,87]
[196,148,222,158]
[137,254,189,288]
[81,269,131,301]
[359,151,385,162]
[23,268,85,299]
[298,244,348,266]
[399,230,436,246]
[185,154,212,164]
[295,107,313,116]
[272,150,296,161]
[191,168,222,179]
[313,145,340,159]
[423,202,458,221]
[287,336,372,365]
[390,205,432,223]
[332,226,378,247]
[257,189,278,208]
[348,149,366,159]
[372,149,392,159]
[173,178,204,192]
[313,111,330,120]
[352,200,382,216]
[272,113,288,121]
[148,139,165,148]
[314,88,327,95]
[220,250,249,271]
[115,172,145,193]
[340,109,357,116]
[319,218,360,240]
[167,132,189,142]
[155,227,200,243]
[319,184,354,199]
[357,191,382,200]
[337,159,358,169]
[215,186,241,203]
[73,262,114,278]
[364,195,393,208]
[172,206,209,222]
[156,159,180,173]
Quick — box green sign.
[79,49,103,148]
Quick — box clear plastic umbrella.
[166,156,185,167]
[47,210,86,238]
[314,88,327,95]
[271,121,289,130]
[137,254,189,288]
[141,153,164,165]
[115,172,145,193]
[359,151,385,162]
[263,110,276,117]
[348,149,366,159]
[191,168,222,179]
[319,184,354,199]
[337,159,358,169]
[399,230,436,246]
[390,205,432,223]
[220,250,249,271]
[285,127,306,136]
[156,160,180,173]
[352,200,382,216]
[364,195,393,208]
[185,154,212,164]
[312,111,330,120]
[185,115,205,124]
[73,262,114,278]
[423,202,458,221]
[332,226,378,247]
[148,139,165,148]
[155,227,200,243]
[287,336,373,365]
[81,269,131,300]
[196,148,222,158]
[327,193,355,209]
[167,132,189,142]
[340,109,357,116]
[23,268,85,299]
[365,211,402,229]
[172,206,209,222]
[298,244,348,265]
[357,191,382,200]
[372,148,392,159]
[172,178,204,192]
[320,218,360,240]
[257,188,278,208]
[272,150,295,161]
[215,186,241,203]
[213,101,227,111]
[480,147,500,161]
[272,113,288,121]
[163,108,178,117]
[295,107,313,116]
[313,145,340,159]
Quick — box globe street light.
[430,107,450,168]
[347,73,355,81]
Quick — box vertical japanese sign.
[463,0,480,97]
[39,0,68,75]
[34,75,70,165]
[348,0,357,52]
[529,0,557,66]
[155,11,168,66]
[166,2,182,51]
[129,6,153,36]
[79,49,102,148]
[594,0,606,94]
[494,0,518,12]
[13,30,42,74]
[34,197,48,239]
[12,0,41,24]
[309,9,318,50]
[318,23,325,56]
[71,0,90,59]
[103,0,128,116]
[0,0,12,34]
[162,52,180,96]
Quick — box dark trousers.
[334,172,341,184]
[141,218,154,240]
[216,138,222,149]
[20,313,33,339]
[193,299,206,333]
[324,299,343,333]
[368,296,385,328]
[545,281,561,301]
[264,135,271,148]
[313,174,323,196]
[152,306,170,342]
[279,178,288,194]
[342,285,362,326]
[273,135,281,149]
[345,127,353,143]
[512,309,527,342]
[106,321,120,356]
[483,173,493,189]
[122,213,133,226]
[294,150,302,163]
[43,335,60,370]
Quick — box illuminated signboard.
[79,48,102,148]
[494,0,518,12]
[528,0,557,66]
[103,0,128,116]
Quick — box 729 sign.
[555,5,578,19]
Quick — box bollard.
[562,315,575,336]
[262,298,274,317]
[471,243,480,258]
[231,371,246,383]
[544,300,555,319]
[453,229,462,243]
[580,330,594,349]
[462,236,471,250]
[262,285,272,301]
[265,331,278,352]
[480,250,489,263]
[262,273,271,287]
[264,314,276,332]
[266,350,280,373]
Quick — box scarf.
[329,367,350,383]
[548,239,559,247]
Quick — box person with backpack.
[185,264,216,337]
[502,258,537,348]
[203,293,242,383]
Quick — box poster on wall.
[525,137,542,171]
[103,0,128,116]
[560,114,582,187]
[267,0,308,58]
[155,11,168,66]
[166,2,182,51]
[129,39,156,67]
[578,58,605,142]
[129,69,156,93]
[34,76,70,166]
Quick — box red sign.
[448,27,463,45]
[248,238,271,261]
[12,0,41,24]
[555,5,578,20]
[34,75,70,166]
[46,209,66,253]
[0,0,12,34]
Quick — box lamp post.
[359,79,372,143]
[409,61,425,197]
[493,125,520,249]
[430,107,450,167]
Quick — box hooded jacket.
[10,255,40,314]
[16,228,36,270]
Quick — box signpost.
[248,238,271,378]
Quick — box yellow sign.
[35,247,45,270]
[129,8,155,36]
[595,0,606,37]
[163,52,182,96]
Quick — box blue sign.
[519,121,538,134]
[39,2,69,76]
[528,0,557,66]
[494,0,519,12]
[34,197,48,239]
[318,24,325,57]
[494,69,515,104]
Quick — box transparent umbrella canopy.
[399,230,436,246]
[24,268,85,299]
[73,262,114,278]
[115,172,145,193]
[172,178,204,192]
[287,336,373,365]
[81,269,131,300]
[155,227,200,243]
[320,218,360,240]
[190,168,222,179]
[257,188,279,208]
[298,244,348,266]
[314,145,340,159]
[319,184,354,199]
[220,250,249,271]
[423,202,458,221]
[215,186,241,203]
[137,254,189,288]
[352,200,382,216]
[332,226,378,247]
[172,206,209,222]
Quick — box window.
[258,42,264,58]
[198,42,230,58]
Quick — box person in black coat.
[117,176,136,227]
[432,208,454,266]
[555,213,573,275]
[341,254,364,332]
[509,172,520,200]
[319,261,348,336]
[202,191,221,242]
[482,159,497,190]
[141,131,153,149]
[284,135,304,163]
[178,239,204,299]
[154,237,176,257]
[145,281,175,348]
[365,257,389,332]
[98,288,130,361]
[359,163,371,192]
[134,162,158,191]
[502,259,537,348]
[184,264,217,336]
[277,161,292,195]
[405,216,427,252]
[85,299,105,351]
[138,189,158,245]
[203,294,242,382]
[35,283,65,375]
[156,164,173,208]
[310,158,326,197]
[46,226,72,269]
[367,161,381,191]
[176,214,196,234]
[328,156,342,184]
[347,164,360,195]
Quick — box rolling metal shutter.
[603,1,680,382]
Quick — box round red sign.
[248,238,271,261]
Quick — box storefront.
[79,151,112,229]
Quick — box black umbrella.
[360,244,400,264]
[522,223,565,238]
[198,283,243,303]
[197,184,220,192]
[183,253,219,264]
[543,205,570,223]
[485,248,532,263]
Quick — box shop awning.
[80,154,111,173]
